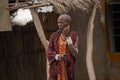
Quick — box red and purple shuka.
[46,30,78,80]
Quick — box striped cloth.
[58,34,67,80]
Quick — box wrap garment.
[46,30,78,80]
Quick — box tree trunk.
[86,5,97,80]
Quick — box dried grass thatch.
[43,0,101,14]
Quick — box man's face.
[57,18,68,31]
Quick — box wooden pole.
[24,3,50,9]
[8,1,50,11]
[30,8,48,50]
[30,8,49,80]
[86,4,97,80]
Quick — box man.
[46,14,78,80]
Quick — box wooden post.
[86,4,97,80]
[30,8,49,80]
[30,8,48,50]
[0,0,12,31]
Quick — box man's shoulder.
[50,30,60,37]
[51,30,58,35]
[71,31,78,35]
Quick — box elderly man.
[46,14,78,80]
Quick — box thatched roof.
[43,0,101,14]
[9,0,101,14]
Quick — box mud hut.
[1,0,120,80]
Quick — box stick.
[30,8,48,50]
[86,4,97,80]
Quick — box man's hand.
[55,54,67,61]
[63,25,71,37]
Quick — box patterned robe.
[46,30,78,80]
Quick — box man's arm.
[66,36,78,57]
[46,33,57,64]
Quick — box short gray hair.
[58,14,72,24]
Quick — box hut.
[0,0,120,80]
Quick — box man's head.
[57,14,71,31]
